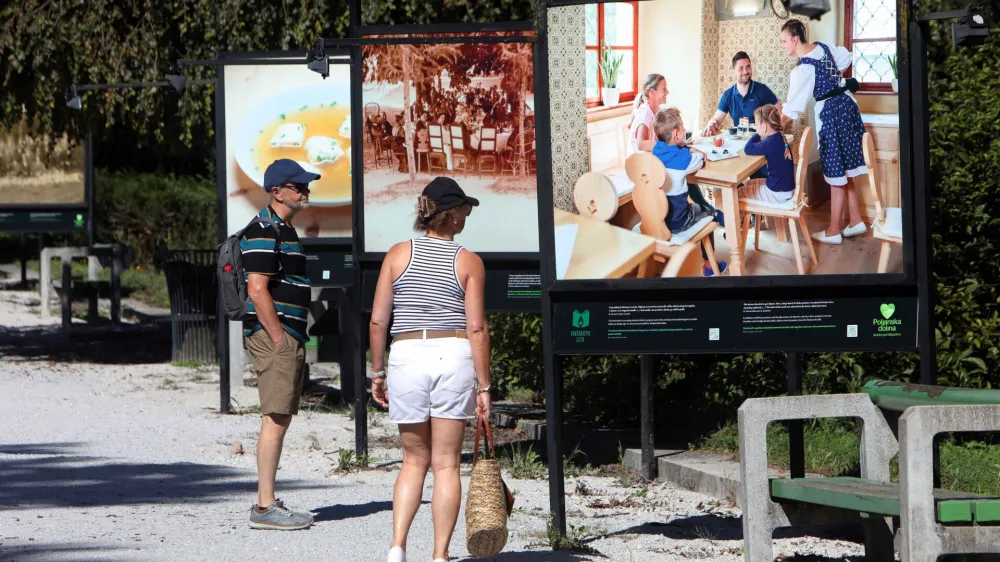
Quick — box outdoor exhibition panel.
[0,130,93,236]
[351,27,545,314]
[218,50,356,287]
[538,0,921,355]
[533,0,928,536]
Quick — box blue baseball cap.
[262,159,321,192]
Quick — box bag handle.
[472,413,496,465]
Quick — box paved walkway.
[0,290,864,562]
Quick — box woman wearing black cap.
[368,176,491,562]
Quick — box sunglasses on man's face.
[279,183,310,194]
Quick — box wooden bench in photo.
[738,380,1000,562]
[863,132,903,273]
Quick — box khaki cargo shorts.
[246,328,306,415]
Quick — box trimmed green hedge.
[93,171,217,266]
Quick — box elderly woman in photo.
[627,73,669,156]
[778,19,868,245]
[369,176,492,562]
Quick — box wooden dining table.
[686,134,792,276]
[554,208,658,279]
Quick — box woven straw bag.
[465,414,514,558]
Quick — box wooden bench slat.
[937,500,973,523]
[771,477,990,521]
[771,477,903,516]
[973,500,1000,523]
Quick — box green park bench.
[738,380,1000,562]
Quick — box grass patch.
[502,442,546,479]
[700,420,1000,493]
[171,360,205,368]
[701,419,861,477]
[333,448,371,473]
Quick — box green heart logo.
[880,303,895,319]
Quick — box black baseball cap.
[263,159,321,192]
[422,177,480,213]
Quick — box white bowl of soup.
[234,83,353,206]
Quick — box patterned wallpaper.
[547,5,589,213]
[699,0,719,129]
[712,9,810,158]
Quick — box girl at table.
[778,20,867,245]
[651,108,727,276]
[739,104,795,204]
[627,73,668,156]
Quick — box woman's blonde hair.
[754,104,793,160]
[652,107,684,144]
[629,73,666,129]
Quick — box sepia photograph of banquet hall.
[551,0,903,280]
[360,34,539,253]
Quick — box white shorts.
[386,337,476,424]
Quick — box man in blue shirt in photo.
[701,52,778,137]
[701,51,778,179]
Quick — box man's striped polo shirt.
[239,205,311,344]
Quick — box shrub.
[93,171,217,266]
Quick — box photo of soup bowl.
[233,82,353,207]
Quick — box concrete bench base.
[738,395,1000,562]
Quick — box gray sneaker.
[248,499,314,530]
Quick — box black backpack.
[217,215,281,321]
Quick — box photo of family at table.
[556,3,904,281]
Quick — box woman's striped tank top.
[390,236,467,336]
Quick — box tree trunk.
[402,46,416,182]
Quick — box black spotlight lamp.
[952,4,992,47]
[307,38,329,78]
[781,0,831,20]
[165,63,187,92]
[66,86,82,110]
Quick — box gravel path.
[0,290,865,562]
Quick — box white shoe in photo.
[842,221,868,238]
[387,546,406,562]
[811,230,843,245]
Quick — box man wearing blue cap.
[240,159,319,530]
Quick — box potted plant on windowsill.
[599,41,624,107]
[888,55,898,93]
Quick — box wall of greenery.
[3,0,999,434]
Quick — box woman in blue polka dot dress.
[778,20,868,245]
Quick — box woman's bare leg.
[826,184,846,236]
[392,422,432,552]
[429,417,467,560]
[845,178,865,228]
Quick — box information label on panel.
[554,297,917,354]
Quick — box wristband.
[476,385,491,394]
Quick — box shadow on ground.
[457,551,597,561]
[0,322,173,364]
[0,542,129,562]
[311,500,417,522]
[0,442,324,509]
[608,513,868,543]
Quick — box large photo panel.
[360,34,539,253]
[224,61,353,239]
[549,1,905,281]
[0,117,85,208]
